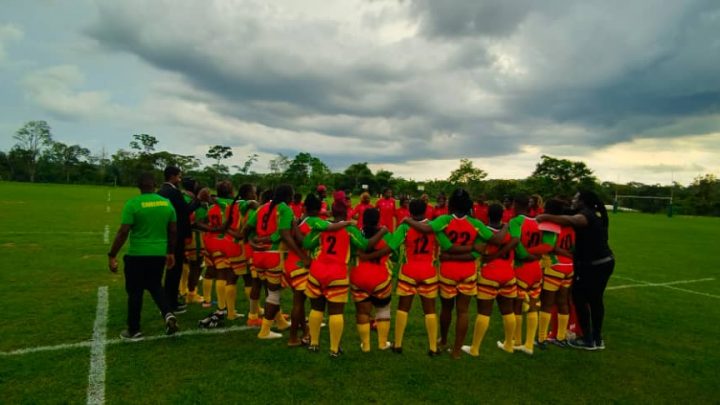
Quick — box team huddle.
[170,179,583,359]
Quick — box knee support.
[375,304,391,321]
[266,289,281,305]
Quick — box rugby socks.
[376,320,390,349]
[258,318,273,338]
[180,263,189,296]
[248,299,260,320]
[275,310,291,330]
[539,311,552,342]
[202,278,213,303]
[501,314,516,352]
[514,315,523,346]
[425,314,438,352]
[226,284,238,319]
[468,314,490,356]
[329,314,344,353]
[244,286,252,309]
[524,311,538,353]
[357,323,371,352]
[394,310,409,349]
[215,280,227,310]
[557,314,569,341]
[308,310,324,346]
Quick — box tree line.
[2,120,718,216]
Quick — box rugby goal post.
[613,192,674,217]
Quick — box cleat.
[120,330,144,341]
[551,339,569,348]
[257,331,283,340]
[360,343,370,353]
[517,346,533,356]
[595,340,605,350]
[227,313,245,321]
[391,346,403,354]
[379,341,392,351]
[165,314,179,335]
[461,345,478,357]
[427,349,441,357]
[535,340,548,350]
[329,347,344,358]
[307,344,320,353]
[497,341,513,353]
[274,320,292,332]
[198,312,224,329]
[568,338,597,351]
[247,318,263,328]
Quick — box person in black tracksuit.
[157,166,199,312]
[537,191,614,350]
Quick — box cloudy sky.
[1,0,718,185]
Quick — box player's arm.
[439,251,479,262]
[483,238,518,262]
[166,221,177,269]
[107,224,130,273]
[536,213,588,228]
[279,204,311,266]
[402,216,436,234]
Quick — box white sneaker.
[497,341,513,353]
[258,331,283,340]
[379,341,392,350]
[517,346,533,355]
[461,345,478,357]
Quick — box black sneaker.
[329,347,343,358]
[551,339,569,348]
[198,312,224,329]
[119,330,144,341]
[568,338,597,351]
[535,339,548,350]
[307,344,320,353]
[165,314,179,335]
[428,349,441,357]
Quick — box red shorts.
[203,237,230,270]
[438,261,477,298]
[515,261,542,300]
[252,251,283,285]
[477,262,517,300]
[543,262,574,291]
[282,255,309,291]
[396,261,438,298]
[305,260,348,303]
[350,262,392,302]
[224,241,247,275]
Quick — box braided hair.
[448,188,472,217]
[578,190,609,229]
[261,184,293,231]
[362,208,380,239]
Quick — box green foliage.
[527,155,598,199]
[12,120,53,182]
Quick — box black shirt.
[573,208,613,263]
[157,183,197,240]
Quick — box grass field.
[1,181,719,404]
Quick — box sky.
[1,0,719,185]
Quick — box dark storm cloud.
[85,0,720,165]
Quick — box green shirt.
[120,193,177,256]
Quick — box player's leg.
[258,278,283,339]
[418,273,440,355]
[439,297,454,350]
[587,260,614,348]
[451,292,472,359]
[122,256,145,336]
[496,293,516,353]
[523,294,540,354]
[394,294,414,352]
[141,256,177,335]
[554,285,570,345]
[464,297,493,357]
[327,301,345,357]
[373,295,392,350]
[355,299,373,352]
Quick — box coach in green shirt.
[108,172,180,340]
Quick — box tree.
[375,169,394,192]
[47,142,91,183]
[527,155,598,198]
[448,158,487,184]
[129,134,158,154]
[340,162,375,194]
[206,145,233,184]
[13,120,53,182]
[234,153,259,175]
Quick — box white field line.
[610,276,720,299]
[0,325,254,357]
[103,225,110,245]
[86,286,109,405]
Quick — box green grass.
[1,182,718,404]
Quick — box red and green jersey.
[473,203,489,224]
[120,193,177,256]
[362,233,394,269]
[432,204,448,219]
[508,215,557,263]
[430,214,494,251]
[482,225,513,268]
[206,197,233,240]
[225,200,250,242]
[390,222,438,265]
[246,201,294,250]
[395,207,410,224]
[304,221,368,265]
[376,198,396,231]
[551,226,575,265]
[350,202,373,229]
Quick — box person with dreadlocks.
[403,188,506,359]
[352,208,394,352]
[461,203,519,356]
[508,195,557,355]
[180,177,205,305]
[537,191,614,350]
[245,184,310,339]
[536,198,575,348]
[389,199,441,355]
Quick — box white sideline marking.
[611,276,720,299]
[102,225,110,245]
[0,325,253,357]
[87,286,109,405]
